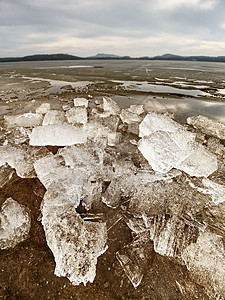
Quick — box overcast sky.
[0,0,225,57]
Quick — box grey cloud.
[0,0,224,57]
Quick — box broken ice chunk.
[34,154,68,188]
[177,145,218,177]
[103,97,120,115]
[73,97,89,108]
[4,113,43,128]
[42,110,67,126]
[116,232,153,288]
[138,130,217,177]
[0,164,15,188]
[187,115,225,140]
[14,146,50,178]
[128,104,145,115]
[202,178,225,205]
[29,124,87,146]
[42,185,107,286]
[139,112,182,138]
[66,107,87,125]
[182,232,225,298]
[35,103,51,114]
[147,215,199,259]
[107,132,121,147]
[102,179,121,208]
[138,132,188,173]
[0,145,23,168]
[120,109,143,124]
[0,198,31,250]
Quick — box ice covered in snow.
[187,115,225,140]
[4,113,43,128]
[0,198,31,250]
[29,124,87,146]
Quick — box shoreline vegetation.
[1,53,225,63]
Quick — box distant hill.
[87,53,131,59]
[0,53,83,62]
[150,53,225,62]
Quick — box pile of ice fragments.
[1,96,225,298]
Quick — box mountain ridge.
[0,53,225,63]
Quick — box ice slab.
[107,132,121,147]
[42,184,107,286]
[187,115,225,140]
[0,164,15,188]
[4,113,43,128]
[139,112,182,138]
[103,97,120,115]
[128,104,145,115]
[177,145,218,177]
[116,232,153,288]
[29,124,87,146]
[147,215,199,259]
[42,110,67,126]
[14,146,50,178]
[34,154,68,188]
[138,114,217,177]
[35,148,103,210]
[182,232,225,297]
[120,109,143,124]
[202,178,225,205]
[73,97,89,108]
[66,107,87,125]
[0,146,22,168]
[0,198,31,250]
[35,103,51,114]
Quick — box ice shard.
[0,198,31,250]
